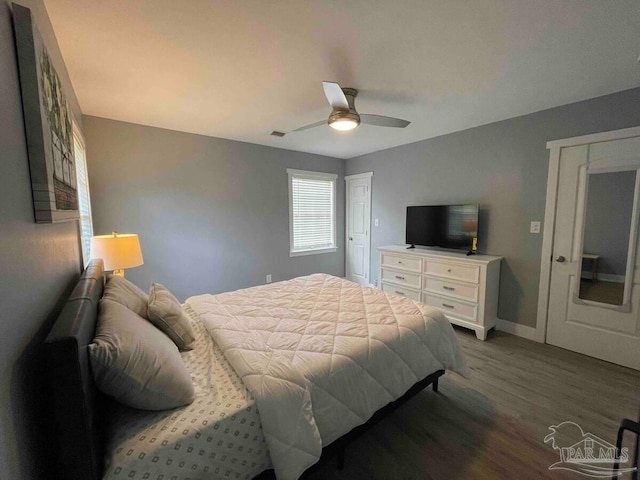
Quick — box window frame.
[287,168,338,257]
[72,122,94,267]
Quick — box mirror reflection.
[579,170,636,306]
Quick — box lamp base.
[112,269,125,277]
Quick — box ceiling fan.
[292,82,411,133]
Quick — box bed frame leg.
[432,378,439,392]
[337,447,345,471]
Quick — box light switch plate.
[374,218,379,227]
[266,274,272,284]
[530,221,541,234]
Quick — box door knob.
[556,256,566,263]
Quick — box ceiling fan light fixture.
[292,82,410,133]
[329,118,359,131]
[328,110,360,131]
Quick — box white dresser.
[377,245,502,340]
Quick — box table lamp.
[90,232,144,277]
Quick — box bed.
[44,259,466,480]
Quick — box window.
[288,168,337,256]
[73,125,94,266]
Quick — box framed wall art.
[13,3,79,223]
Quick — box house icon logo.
[544,421,637,477]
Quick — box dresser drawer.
[381,253,422,273]
[381,283,421,301]
[381,268,421,289]
[424,277,479,303]
[424,260,480,284]
[423,293,478,323]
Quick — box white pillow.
[89,299,195,410]
[147,283,196,351]
[102,275,149,319]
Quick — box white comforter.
[187,274,467,480]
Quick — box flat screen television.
[406,204,479,252]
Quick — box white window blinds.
[73,127,94,267]
[288,169,337,256]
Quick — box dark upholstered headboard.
[44,259,106,480]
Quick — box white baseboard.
[495,318,539,342]
[580,272,625,283]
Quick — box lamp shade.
[91,233,143,271]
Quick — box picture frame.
[13,3,79,223]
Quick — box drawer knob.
[442,303,455,309]
[447,269,452,273]
[395,291,405,296]
[398,261,402,264]
[443,286,455,291]
[395,275,405,280]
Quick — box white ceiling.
[44,0,639,159]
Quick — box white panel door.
[547,136,640,370]
[346,173,372,286]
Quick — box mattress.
[187,273,467,480]
[102,304,272,480]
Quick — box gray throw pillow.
[89,299,195,410]
[103,274,149,319]
[147,283,196,351]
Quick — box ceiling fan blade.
[292,120,327,132]
[360,114,410,128]
[322,82,349,110]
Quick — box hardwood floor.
[301,327,640,480]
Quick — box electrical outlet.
[266,274,272,284]
[374,218,379,227]
[530,221,541,234]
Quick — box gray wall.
[0,2,83,479]
[583,171,636,276]
[84,116,345,300]
[346,88,640,328]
